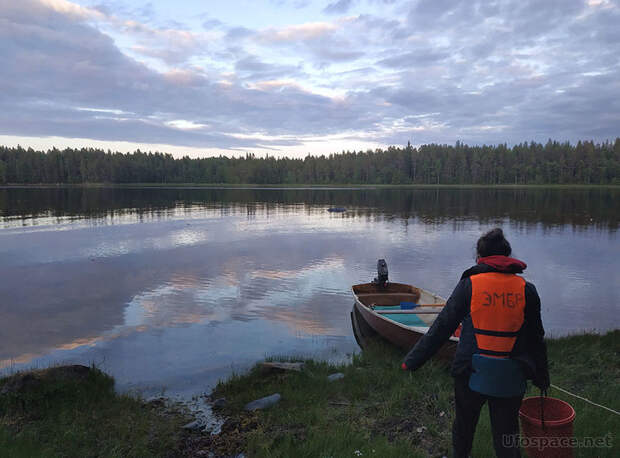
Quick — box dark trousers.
[452,375,523,458]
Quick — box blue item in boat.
[373,305,426,326]
[387,314,425,326]
[469,354,526,398]
[400,301,418,310]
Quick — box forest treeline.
[0,139,618,185]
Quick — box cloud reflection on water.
[0,220,363,381]
[119,256,349,336]
[0,188,617,396]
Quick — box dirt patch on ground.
[373,415,421,442]
[177,412,259,457]
[372,414,450,457]
[174,410,309,457]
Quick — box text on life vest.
[480,292,524,308]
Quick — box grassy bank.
[0,366,189,457]
[209,331,619,457]
[1,332,618,457]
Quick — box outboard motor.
[372,259,389,288]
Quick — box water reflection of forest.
[0,187,617,231]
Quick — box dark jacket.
[402,256,550,390]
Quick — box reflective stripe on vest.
[470,272,526,358]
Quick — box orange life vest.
[470,272,526,358]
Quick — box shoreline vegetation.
[1,331,618,457]
[1,139,619,186]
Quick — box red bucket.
[519,396,576,458]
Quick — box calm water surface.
[1,187,618,397]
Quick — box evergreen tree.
[0,140,617,185]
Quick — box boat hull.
[352,282,457,359]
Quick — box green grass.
[1,332,618,457]
[212,342,454,457]
[212,331,619,457]
[0,366,187,458]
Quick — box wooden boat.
[352,282,459,359]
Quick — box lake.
[0,186,618,397]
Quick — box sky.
[1,0,619,158]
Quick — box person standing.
[401,228,549,458]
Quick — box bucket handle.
[540,388,547,431]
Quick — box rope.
[550,383,620,416]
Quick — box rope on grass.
[551,384,620,416]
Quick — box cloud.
[313,47,365,63]
[377,49,450,68]
[39,0,105,19]
[1,0,619,155]
[258,22,338,43]
[322,0,399,15]
[254,18,367,65]
[202,17,223,29]
[39,1,212,66]
[270,0,311,7]
[234,55,303,81]
[2,1,398,151]
[117,19,213,65]
[323,0,355,15]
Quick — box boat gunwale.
[352,283,459,343]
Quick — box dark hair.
[476,228,511,258]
